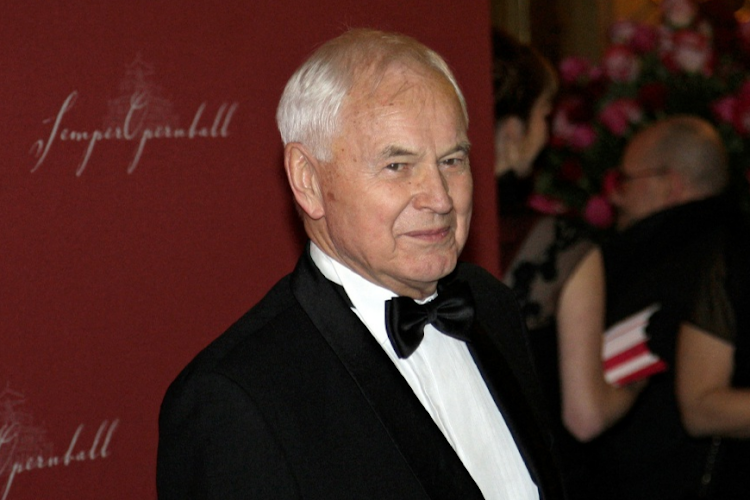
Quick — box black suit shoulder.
[457,261,525,324]
[157,265,436,499]
[157,272,346,499]
[178,274,297,373]
[456,262,536,379]
[161,269,354,420]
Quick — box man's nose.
[413,164,452,213]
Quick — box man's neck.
[308,241,437,299]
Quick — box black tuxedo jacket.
[157,249,565,499]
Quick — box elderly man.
[560,115,740,500]
[156,30,564,499]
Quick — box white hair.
[276,29,468,162]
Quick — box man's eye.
[386,163,406,171]
[441,157,465,167]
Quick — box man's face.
[315,65,473,298]
[609,131,671,230]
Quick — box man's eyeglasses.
[611,167,669,190]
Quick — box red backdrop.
[0,1,499,498]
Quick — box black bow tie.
[384,279,475,359]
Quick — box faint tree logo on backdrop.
[0,383,119,500]
[29,53,239,176]
[0,384,54,500]
[0,385,52,472]
[104,53,180,136]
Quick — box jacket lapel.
[290,249,484,500]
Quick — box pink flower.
[735,83,750,131]
[603,45,641,82]
[732,96,750,136]
[710,82,750,135]
[583,195,615,228]
[664,29,713,74]
[602,169,621,198]
[559,56,594,84]
[712,95,736,124]
[631,23,660,53]
[552,110,576,143]
[527,194,567,215]
[568,124,598,150]
[609,20,638,46]
[609,21,659,54]
[657,25,675,55]
[661,0,698,28]
[599,99,643,136]
[588,65,604,82]
[551,99,597,149]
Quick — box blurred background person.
[571,115,735,500]
[493,29,597,499]
[675,170,750,497]
[495,29,594,400]
[494,25,597,432]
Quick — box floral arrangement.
[532,0,750,228]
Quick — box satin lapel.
[290,250,484,500]
[468,322,564,500]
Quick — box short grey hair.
[276,28,468,162]
[652,115,729,196]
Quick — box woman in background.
[494,29,560,276]
[493,30,601,499]
[494,29,593,419]
[675,208,750,498]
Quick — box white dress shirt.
[310,243,539,500]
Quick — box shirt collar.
[309,242,395,348]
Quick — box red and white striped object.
[602,304,668,387]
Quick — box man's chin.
[409,256,458,282]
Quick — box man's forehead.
[348,61,455,104]
[375,140,471,161]
[328,63,467,155]
[624,132,658,166]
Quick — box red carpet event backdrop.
[0,2,499,498]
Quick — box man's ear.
[494,117,524,176]
[284,143,325,220]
